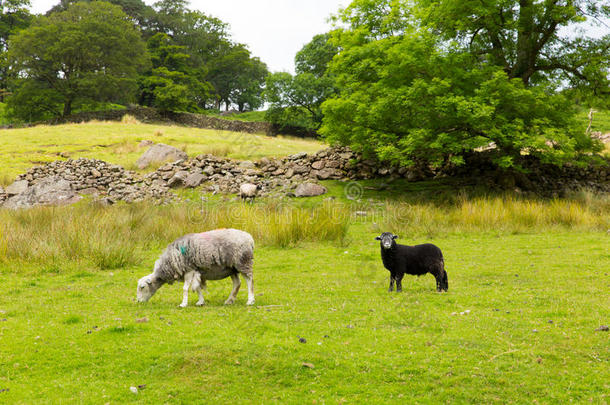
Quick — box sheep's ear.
[375,236,381,240]
[392,235,399,239]
[146,278,152,285]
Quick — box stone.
[294,182,327,197]
[239,160,256,169]
[90,168,101,178]
[311,160,325,170]
[293,165,309,174]
[316,169,333,180]
[203,165,215,176]
[167,170,189,188]
[3,176,81,209]
[5,180,28,195]
[184,173,206,188]
[135,143,188,169]
[289,152,308,160]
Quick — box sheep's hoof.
[224,298,235,305]
[178,303,187,308]
[195,301,205,306]
[246,299,255,306]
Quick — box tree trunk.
[63,99,72,117]
[511,0,536,85]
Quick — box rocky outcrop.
[135,143,188,169]
[5,180,28,195]
[4,158,174,207]
[3,176,82,209]
[294,183,327,197]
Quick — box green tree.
[47,0,154,29]
[139,32,211,112]
[8,1,149,120]
[0,0,31,101]
[265,34,338,133]
[321,0,607,168]
[207,43,268,111]
[231,56,268,111]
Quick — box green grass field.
[0,120,323,183]
[0,121,609,403]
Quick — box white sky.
[28,0,351,74]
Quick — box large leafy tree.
[139,33,211,112]
[207,43,268,111]
[321,0,608,168]
[0,0,31,101]
[265,33,338,133]
[8,1,149,120]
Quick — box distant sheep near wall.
[137,229,255,306]
[239,183,257,201]
[375,232,448,292]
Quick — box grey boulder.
[3,176,81,209]
[135,143,188,169]
[294,182,327,197]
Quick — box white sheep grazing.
[239,183,257,201]
[137,229,255,306]
[179,271,208,307]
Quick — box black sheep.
[375,232,448,292]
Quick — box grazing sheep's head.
[375,232,398,250]
[137,261,163,302]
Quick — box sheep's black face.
[375,232,398,250]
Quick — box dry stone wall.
[1,146,609,209]
[46,106,273,135]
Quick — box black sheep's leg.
[433,271,445,292]
[388,274,395,292]
[441,270,448,291]
[395,273,404,292]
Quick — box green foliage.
[0,0,32,102]
[265,34,338,134]
[7,1,149,121]
[139,33,211,112]
[321,0,608,168]
[0,102,10,125]
[207,43,268,111]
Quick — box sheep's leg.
[179,272,195,308]
[433,269,446,292]
[388,274,395,292]
[440,270,448,292]
[192,274,205,306]
[395,273,404,293]
[224,273,241,305]
[242,273,255,306]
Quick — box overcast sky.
[28,1,608,74]
[29,0,351,74]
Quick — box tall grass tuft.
[120,114,141,125]
[0,200,351,269]
[380,192,610,237]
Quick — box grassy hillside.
[0,120,323,183]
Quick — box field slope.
[0,121,323,182]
